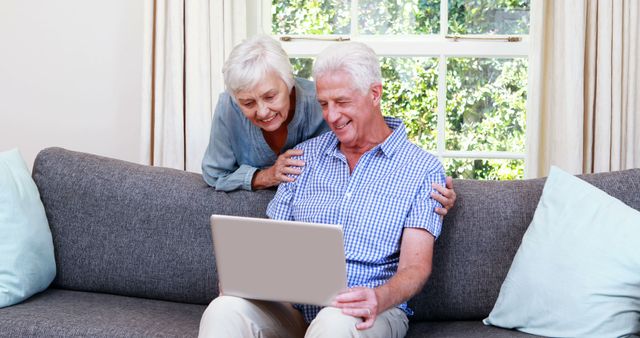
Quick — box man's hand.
[431,176,456,216]
[252,149,305,189]
[332,287,379,330]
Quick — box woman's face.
[234,72,292,132]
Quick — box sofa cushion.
[409,168,640,321]
[32,147,276,305]
[483,166,640,337]
[0,149,56,308]
[407,321,542,338]
[0,288,205,337]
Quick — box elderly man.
[199,42,445,338]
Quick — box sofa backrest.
[409,168,640,321]
[33,147,275,305]
[33,148,640,320]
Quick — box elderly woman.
[202,35,327,192]
[201,35,456,213]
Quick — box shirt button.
[345,192,352,198]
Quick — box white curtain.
[526,0,640,178]
[141,0,247,172]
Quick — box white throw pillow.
[0,149,56,307]
[484,166,640,337]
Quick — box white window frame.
[255,0,530,171]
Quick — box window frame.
[255,0,530,175]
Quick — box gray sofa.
[1,147,638,337]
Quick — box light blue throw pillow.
[484,166,640,337]
[0,149,56,307]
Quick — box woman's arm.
[201,96,306,191]
[251,149,305,189]
[202,98,258,192]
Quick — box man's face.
[234,72,291,132]
[315,70,379,149]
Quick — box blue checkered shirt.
[266,117,445,323]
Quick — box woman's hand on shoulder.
[431,176,456,216]
[252,149,305,189]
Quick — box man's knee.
[305,307,409,338]
[200,296,307,338]
[201,295,250,322]
[305,307,360,338]
[199,296,255,338]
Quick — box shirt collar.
[379,116,406,157]
[324,116,407,159]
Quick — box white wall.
[0,0,145,169]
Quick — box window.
[260,0,530,179]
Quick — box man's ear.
[370,83,383,105]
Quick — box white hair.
[312,42,381,93]
[222,35,294,95]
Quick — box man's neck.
[340,116,392,172]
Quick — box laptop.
[210,214,347,306]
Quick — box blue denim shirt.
[202,77,329,191]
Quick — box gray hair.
[222,35,294,95]
[312,42,381,93]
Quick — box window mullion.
[440,0,448,35]
[281,38,529,57]
[437,0,447,162]
[437,55,447,160]
[442,151,525,159]
[351,0,359,37]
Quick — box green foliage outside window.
[274,0,529,180]
[272,0,350,35]
[380,58,439,152]
[445,57,527,179]
[357,0,440,34]
[448,0,530,34]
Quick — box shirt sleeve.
[266,178,296,220]
[404,170,446,239]
[266,144,307,220]
[201,96,258,192]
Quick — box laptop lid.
[210,214,347,306]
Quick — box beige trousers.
[198,296,409,338]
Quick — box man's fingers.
[341,307,370,316]
[334,287,378,329]
[356,316,376,330]
[333,301,368,309]
[341,307,376,330]
[334,289,366,303]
